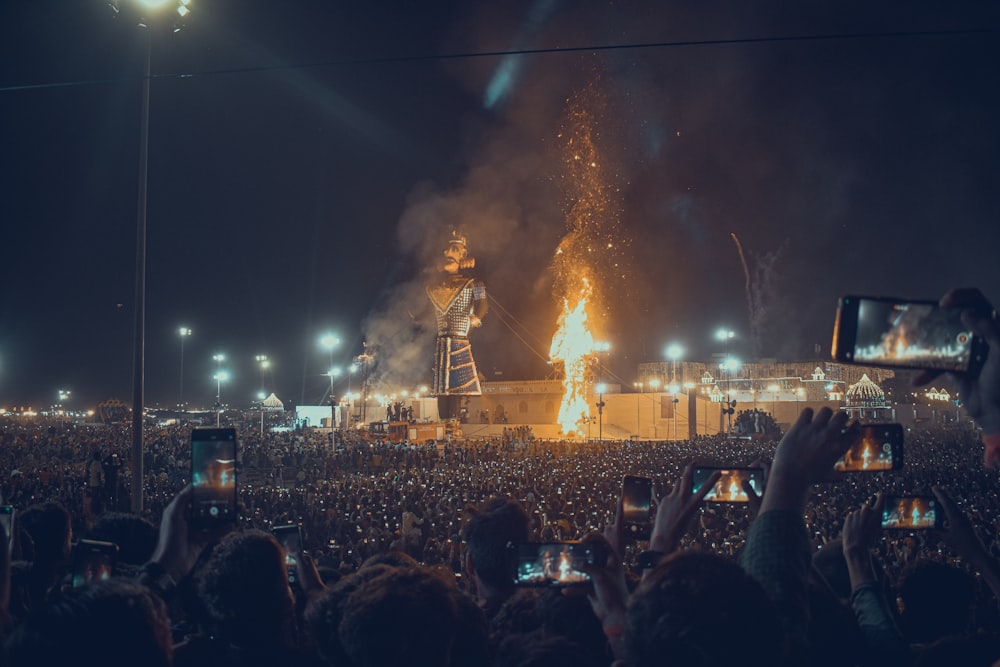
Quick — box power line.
[1,26,994,94]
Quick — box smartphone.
[834,424,904,472]
[622,475,653,541]
[692,467,765,503]
[511,541,605,587]
[190,427,238,528]
[832,295,984,372]
[0,506,13,547]
[882,495,942,530]
[272,523,303,587]
[72,539,119,587]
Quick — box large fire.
[549,280,596,435]
[547,82,624,438]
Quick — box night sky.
[2,1,998,410]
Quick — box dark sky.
[1,0,998,410]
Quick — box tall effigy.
[426,232,488,420]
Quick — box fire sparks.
[549,281,596,435]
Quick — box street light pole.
[596,383,606,442]
[213,353,225,426]
[128,23,152,515]
[178,327,191,406]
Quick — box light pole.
[665,343,684,385]
[633,382,643,436]
[212,353,225,425]
[319,333,340,425]
[118,0,195,516]
[178,327,191,406]
[649,378,661,439]
[346,362,358,428]
[715,329,735,434]
[669,384,680,439]
[255,354,270,394]
[256,391,266,436]
[326,367,341,428]
[596,383,607,442]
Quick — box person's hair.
[360,549,418,570]
[18,501,72,563]
[304,563,397,665]
[625,551,784,667]
[86,512,157,565]
[898,560,975,643]
[338,565,457,667]
[491,588,543,644]
[463,497,529,589]
[494,630,605,667]
[3,578,172,667]
[450,588,490,667]
[196,530,295,647]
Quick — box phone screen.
[512,542,600,587]
[882,496,940,529]
[834,424,904,472]
[834,296,976,372]
[72,540,118,587]
[692,467,764,503]
[191,428,238,527]
[273,524,303,586]
[622,475,652,540]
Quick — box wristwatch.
[636,550,666,571]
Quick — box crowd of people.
[1,287,999,666]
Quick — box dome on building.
[846,374,885,407]
[262,392,284,410]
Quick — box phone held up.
[273,523,304,587]
[834,424,904,472]
[621,475,653,541]
[72,539,119,587]
[692,467,764,503]
[881,495,942,530]
[832,295,984,373]
[510,541,606,587]
[190,427,238,529]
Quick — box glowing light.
[319,333,340,351]
[549,281,596,435]
[177,4,189,16]
[179,327,192,337]
[214,371,230,382]
[715,328,735,341]
[136,0,174,9]
[665,343,684,361]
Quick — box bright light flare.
[665,343,684,361]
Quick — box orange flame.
[549,280,595,435]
